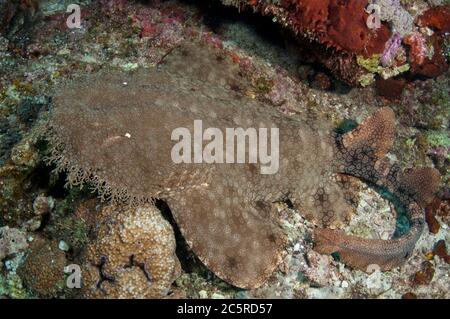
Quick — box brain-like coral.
[80,204,181,299]
[17,235,67,298]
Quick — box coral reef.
[224,0,390,55]
[221,0,449,85]
[80,204,181,299]
[221,0,390,85]
[0,0,447,299]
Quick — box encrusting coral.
[225,0,391,55]
[222,0,390,85]
[0,226,28,261]
[46,41,441,289]
[17,235,67,298]
[80,205,181,299]
[220,0,450,85]
[372,0,414,37]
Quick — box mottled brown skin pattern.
[49,43,440,289]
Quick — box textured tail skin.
[314,108,441,271]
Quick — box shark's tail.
[314,107,441,271]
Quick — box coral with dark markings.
[47,42,440,289]
[80,205,181,299]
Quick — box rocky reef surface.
[0,0,449,299]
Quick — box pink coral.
[404,32,428,66]
[381,32,402,67]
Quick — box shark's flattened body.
[48,43,440,289]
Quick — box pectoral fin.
[166,183,286,289]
